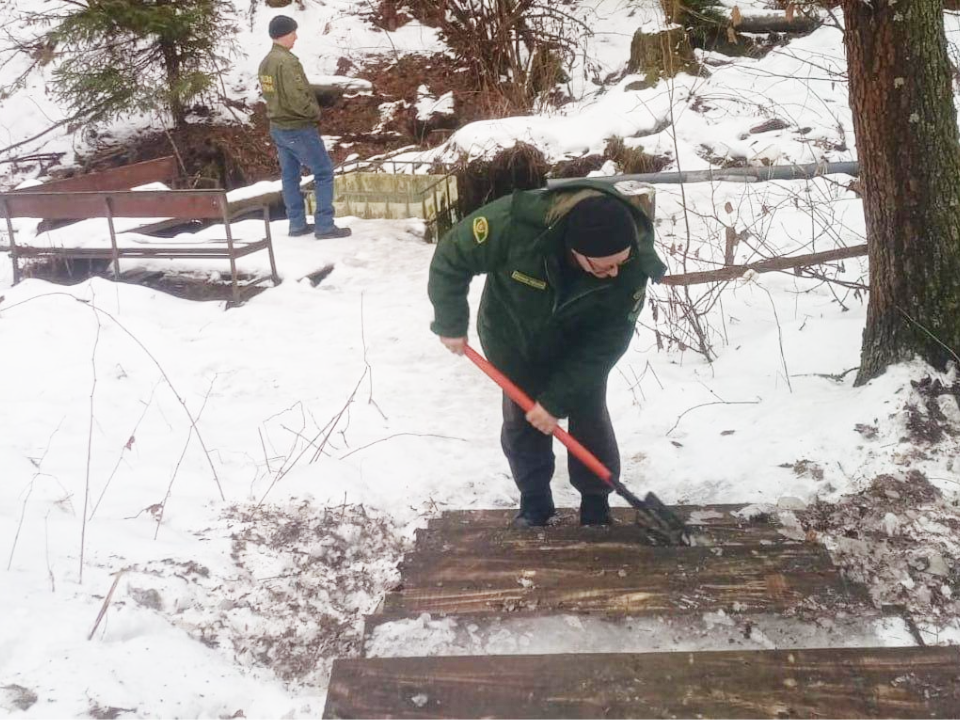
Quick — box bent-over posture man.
[428,180,666,527]
[259,15,350,239]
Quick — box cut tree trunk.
[628,27,696,87]
[842,0,960,383]
[724,10,821,34]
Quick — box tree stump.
[627,27,696,87]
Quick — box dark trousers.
[500,387,619,503]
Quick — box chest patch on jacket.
[472,217,489,244]
[260,75,275,93]
[511,270,547,290]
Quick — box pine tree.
[41,0,237,128]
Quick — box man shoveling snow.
[428,180,667,528]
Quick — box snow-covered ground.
[2,1,960,718]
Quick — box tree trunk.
[843,0,960,384]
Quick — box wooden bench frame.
[1,186,280,305]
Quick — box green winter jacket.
[258,44,321,130]
[428,179,667,419]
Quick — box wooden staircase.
[324,505,960,718]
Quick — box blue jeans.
[269,126,336,233]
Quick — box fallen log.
[724,10,821,34]
[660,244,867,286]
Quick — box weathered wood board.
[427,504,768,532]
[387,539,860,616]
[324,646,960,719]
[416,518,791,552]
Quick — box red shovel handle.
[464,343,614,486]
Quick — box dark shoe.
[511,493,555,528]
[580,494,612,526]
[288,224,315,237]
[315,226,352,240]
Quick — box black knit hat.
[564,195,637,257]
[268,15,298,39]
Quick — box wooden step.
[399,544,833,589]
[360,606,904,660]
[323,646,960,719]
[385,541,860,616]
[427,504,777,533]
[415,518,790,555]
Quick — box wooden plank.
[0,191,225,219]
[399,545,835,591]
[360,600,890,651]
[416,521,789,554]
[11,157,179,194]
[428,504,777,532]
[385,567,857,616]
[323,646,960,719]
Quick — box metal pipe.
[546,161,860,188]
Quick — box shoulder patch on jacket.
[511,270,547,290]
[472,216,489,244]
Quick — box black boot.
[580,494,612,526]
[511,493,556,528]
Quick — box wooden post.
[221,195,241,306]
[0,197,20,284]
[104,196,121,280]
[263,204,280,285]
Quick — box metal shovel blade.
[612,481,691,546]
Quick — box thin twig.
[755,282,793,393]
[45,511,55,592]
[667,398,762,436]
[7,420,63,570]
[80,297,103,584]
[257,368,368,507]
[258,427,272,475]
[154,375,218,540]
[898,307,960,366]
[360,292,387,420]
[89,380,161,520]
[87,569,125,641]
[340,432,469,460]
[309,370,368,464]
[7,483,35,572]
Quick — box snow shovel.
[464,344,692,546]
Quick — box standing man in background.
[259,15,351,239]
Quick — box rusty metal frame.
[0,188,281,303]
[11,156,179,194]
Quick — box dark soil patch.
[799,471,959,633]
[123,271,271,304]
[70,52,483,191]
[904,376,960,445]
[456,142,548,215]
[70,109,279,190]
[552,154,605,178]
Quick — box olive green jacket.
[428,179,667,418]
[258,44,321,129]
